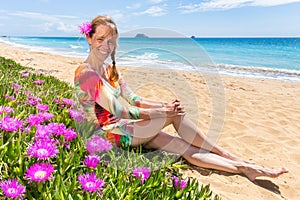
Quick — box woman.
[74,15,288,181]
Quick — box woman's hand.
[164,99,185,117]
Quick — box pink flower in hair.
[79,22,92,35]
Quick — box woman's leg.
[169,115,242,161]
[127,115,245,162]
[143,132,288,181]
[122,117,173,147]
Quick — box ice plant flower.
[21,73,29,78]
[27,114,44,127]
[68,108,85,122]
[25,95,41,106]
[27,138,59,159]
[172,176,188,190]
[79,22,92,35]
[0,116,22,132]
[36,104,49,112]
[61,98,75,107]
[86,135,112,154]
[4,94,15,101]
[0,178,26,199]
[11,83,22,93]
[47,122,66,136]
[84,154,100,169]
[25,162,54,183]
[33,80,44,85]
[38,112,54,121]
[63,128,78,141]
[78,172,105,195]
[35,124,52,138]
[0,106,14,115]
[54,99,61,104]
[132,167,151,184]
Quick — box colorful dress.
[74,63,141,148]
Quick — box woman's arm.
[136,97,167,108]
[77,67,183,120]
[118,74,167,108]
[138,99,185,119]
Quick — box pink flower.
[61,98,75,106]
[27,114,44,127]
[25,95,41,106]
[0,106,14,115]
[172,176,188,190]
[38,112,54,121]
[33,80,44,85]
[36,104,49,112]
[21,73,29,78]
[27,138,59,159]
[47,122,66,136]
[132,167,151,184]
[11,83,22,93]
[25,162,54,183]
[54,99,61,104]
[0,116,23,132]
[4,94,15,101]
[68,108,84,122]
[79,22,92,35]
[78,172,105,195]
[86,135,112,154]
[0,178,26,199]
[84,154,100,169]
[35,124,52,138]
[63,128,78,141]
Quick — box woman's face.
[88,24,116,62]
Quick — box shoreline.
[1,38,300,83]
[1,43,300,199]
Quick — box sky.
[0,0,300,37]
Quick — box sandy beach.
[1,43,299,200]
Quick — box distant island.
[190,36,196,38]
[134,33,149,38]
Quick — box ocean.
[1,36,300,82]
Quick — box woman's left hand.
[168,99,186,115]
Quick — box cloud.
[149,0,164,4]
[126,3,141,9]
[8,11,78,21]
[5,10,79,34]
[179,0,300,13]
[134,6,167,16]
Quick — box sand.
[1,43,299,200]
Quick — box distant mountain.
[134,33,149,38]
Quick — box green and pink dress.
[74,63,141,148]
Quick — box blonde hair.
[90,15,119,82]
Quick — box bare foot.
[238,164,288,181]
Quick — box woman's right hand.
[164,99,185,117]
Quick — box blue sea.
[1,36,300,82]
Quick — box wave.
[117,53,300,82]
[216,63,300,82]
[69,45,83,49]
[0,38,87,58]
